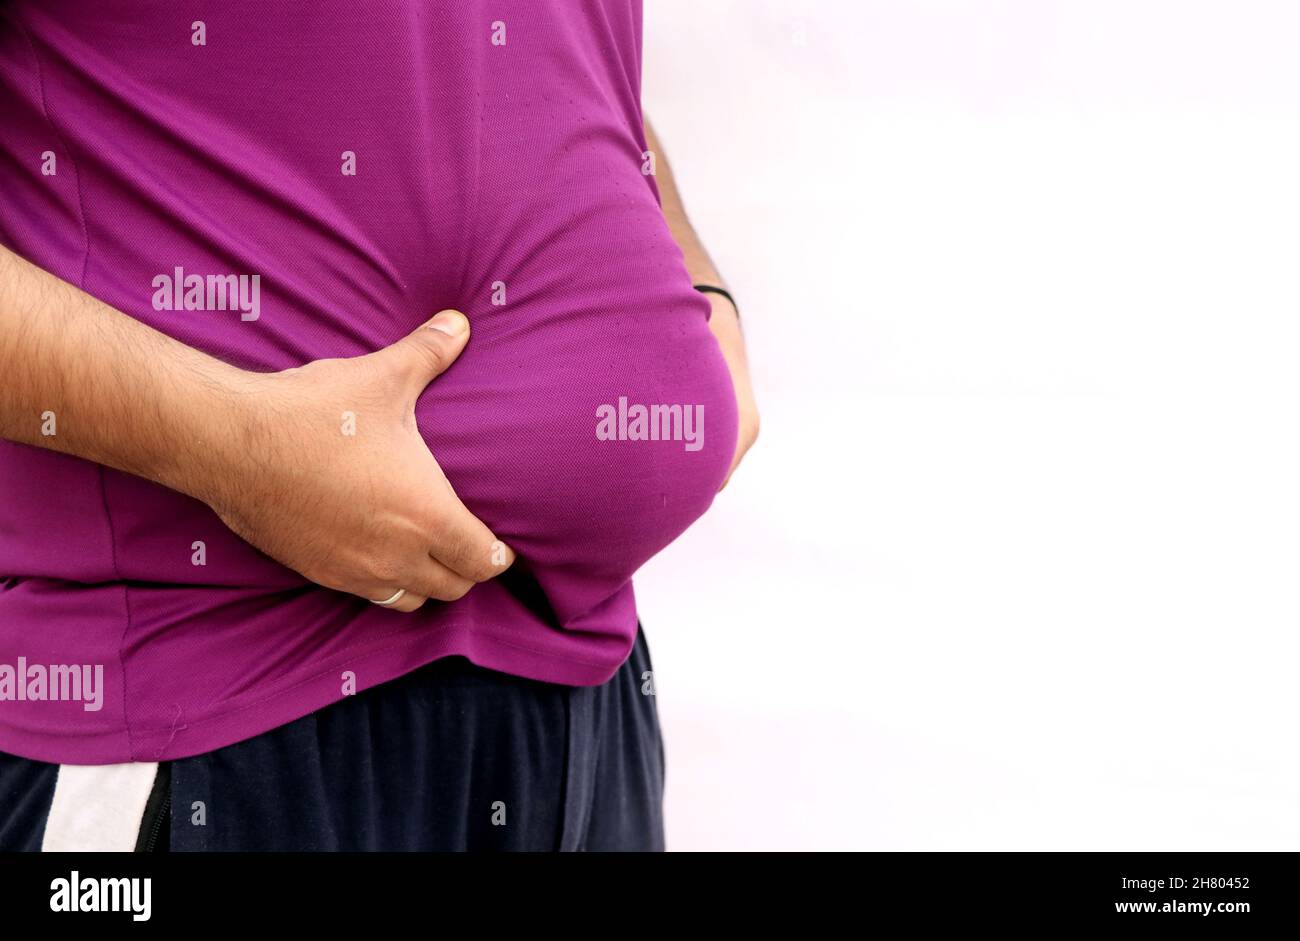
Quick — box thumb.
[382,309,471,389]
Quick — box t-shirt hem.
[0,621,629,765]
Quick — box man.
[0,0,757,851]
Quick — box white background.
[638,0,1300,850]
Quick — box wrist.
[151,361,273,509]
[706,291,744,350]
[694,283,739,322]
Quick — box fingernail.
[427,310,468,336]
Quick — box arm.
[645,117,759,487]
[0,244,512,610]
[0,244,257,488]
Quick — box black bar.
[0,851,1292,928]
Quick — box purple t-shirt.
[0,1,736,763]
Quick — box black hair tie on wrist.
[693,284,739,319]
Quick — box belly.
[416,189,738,623]
[411,55,739,619]
[420,295,735,621]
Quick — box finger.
[368,588,428,614]
[372,309,471,392]
[429,487,518,582]
[406,556,476,603]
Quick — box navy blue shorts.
[0,625,664,852]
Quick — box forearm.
[0,243,252,501]
[645,117,729,291]
[644,115,758,484]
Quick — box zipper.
[141,793,171,853]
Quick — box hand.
[707,293,759,489]
[199,310,515,612]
